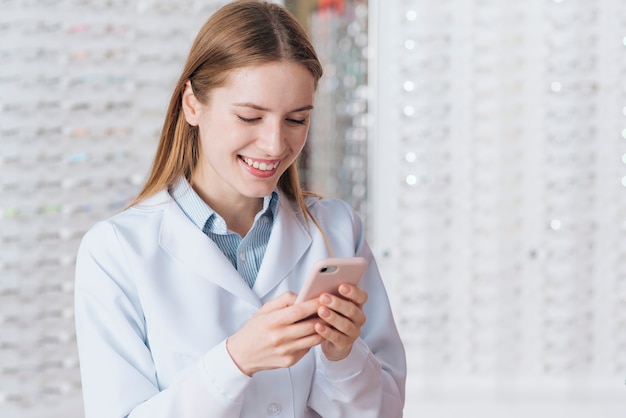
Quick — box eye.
[237,115,260,123]
[286,118,307,126]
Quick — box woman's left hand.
[315,284,368,361]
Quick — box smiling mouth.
[241,156,280,171]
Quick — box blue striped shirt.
[169,177,278,288]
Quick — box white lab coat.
[75,189,406,418]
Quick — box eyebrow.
[233,102,314,113]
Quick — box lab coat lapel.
[158,195,262,308]
[253,195,312,298]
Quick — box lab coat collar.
[254,196,312,298]
[152,190,311,308]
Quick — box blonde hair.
[131,0,331,250]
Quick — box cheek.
[197,120,234,151]
[291,131,309,153]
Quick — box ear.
[181,80,202,126]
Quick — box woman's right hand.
[225,291,323,376]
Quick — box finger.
[270,334,324,368]
[319,294,366,327]
[317,305,360,339]
[274,298,321,325]
[281,316,322,340]
[338,284,368,306]
[289,332,324,351]
[315,321,351,347]
[258,291,297,313]
[267,322,324,355]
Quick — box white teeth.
[244,158,278,171]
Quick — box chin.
[240,183,277,198]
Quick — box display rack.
[370,0,626,416]
[0,1,227,416]
[307,1,370,220]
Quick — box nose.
[257,119,286,156]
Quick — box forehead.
[216,61,316,107]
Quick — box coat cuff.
[315,338,370,381]
[197,339,252,404]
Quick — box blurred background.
[1,0,625,417]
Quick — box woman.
[74,1,406,417]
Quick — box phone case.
[295,257,368,303]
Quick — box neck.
[190,183,263,237]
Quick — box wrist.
[226,336,254,377]
[321,344,351,362]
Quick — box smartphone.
[295,257,368,304]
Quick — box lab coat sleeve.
[74,221,252,418]
[309,339,403,418]
[306,200,406,418]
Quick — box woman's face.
[183,61,316,208]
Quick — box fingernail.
[339,284,350,294]
[320,294,332,304]
[319,307,331,318]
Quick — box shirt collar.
[169,177,279,235]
